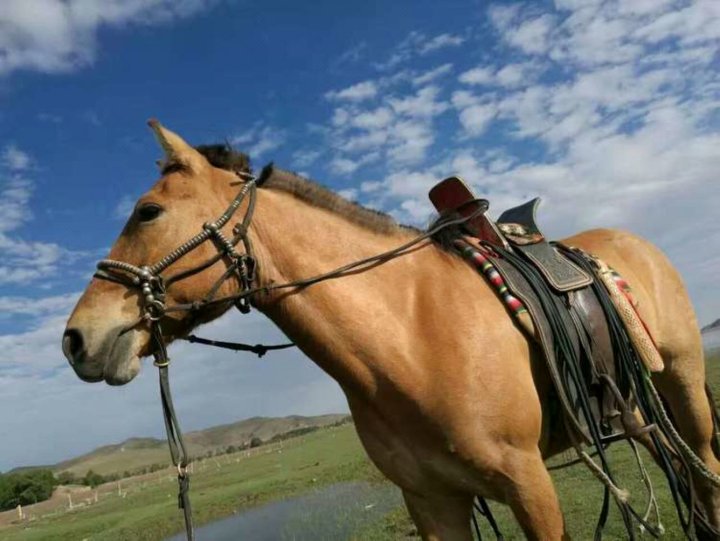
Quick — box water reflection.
[166,482,401,541]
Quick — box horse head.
[62,121,254,385]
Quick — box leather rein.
[93,169,487,541]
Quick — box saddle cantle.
[497,198,593,292]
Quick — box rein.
[94,170,487,541]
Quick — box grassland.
[3,350,719,540]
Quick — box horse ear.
[147,119,208,173]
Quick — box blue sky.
[0,0,718,470]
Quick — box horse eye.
[136,203,163,222]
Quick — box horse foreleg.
[501,447,569,540]
[402,490,474,541]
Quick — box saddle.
[429,176,658,445]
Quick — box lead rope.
[152,323,194,541]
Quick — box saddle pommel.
[429,176,509,249]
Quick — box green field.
[3,350,719,540]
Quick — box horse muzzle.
[62,324,142,385]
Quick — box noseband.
[92,171,488,541]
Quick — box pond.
[165,481,402,541]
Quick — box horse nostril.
[62,329,85,364]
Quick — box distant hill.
[702,319,720,333]
[53,414,350,477]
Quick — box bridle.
[95,170,260,325]
[95,170,261,541]
[93,166,488,541]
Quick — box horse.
[62,121,720,540]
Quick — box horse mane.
[195,144,418,236]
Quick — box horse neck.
[247,182,422,393]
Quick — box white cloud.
[1,145,31,170]
[0,0,219,76]
[458,103,498,136]
[360,180,382,193]
[322,85,449,174]
[495,62,538,88]
[329,153,379,175]
[338,130,389,154]
[503,14,555,54]
[458,62,541,88]
[114,194,136,220]
[0,168,33,233]
[451,90,481,109]
[458,66,494,85]
[383,169,438,200]
[334,41,367,65]
[372,31,425,71]
[374,31,465,71]
[487,4,522,32]
[291,149,323,169]
[0,292,79,318]
[329,157,362,175]
[0,144,87,284]
[633,0,720,45]
[388,86,448,118]
[325,80,378,102]
[352,107,394,130]
[337,188,358,200]
[387,121,435,165]
[419,33,465,54]
[231,123,286,159]
[413,63,453,86]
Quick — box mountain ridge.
[702,319,720,333]
[11,414,350,477]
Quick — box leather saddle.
[429,176,647,445]
[429,176,592,292]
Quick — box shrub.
[0,469,57,510]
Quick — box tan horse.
[63,122,720,540]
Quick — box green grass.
[5,351,720,540]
